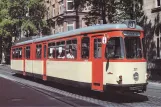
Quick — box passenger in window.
[66,45,74,59]
[57,47,65,59]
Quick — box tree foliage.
[84,0,143,25]
[0,0,47,63]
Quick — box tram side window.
[36,44,42,59]
[56,41,65,59]
[105,37,124,59]
[66,39,77,59]
[19,48,22,59]
[48,42,56,59]
[15,48,18,58]
[13,48,22,59]
[44,45,46,58]
[12,49,15,59]
[81,37,90,59]
[25,46,30,59]
[94,38,102,58]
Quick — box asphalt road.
[0,77,73,106]
[0,65,161,107]
[0,65,100,107]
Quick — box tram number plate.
[129,86,143,90]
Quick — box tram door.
[42,43,47,80]
[92,36,103,91]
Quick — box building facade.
[44,0,91,34]
[143,0,161,79]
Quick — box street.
[0,65,161,107]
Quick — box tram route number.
[102,36,107,44]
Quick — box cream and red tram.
[11,21,148,93]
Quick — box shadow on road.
[13,74,149,104]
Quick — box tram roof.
[14,23,143,46]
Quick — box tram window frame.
[56,41,66,59]
[12,49,15,59]
[94,38,102,58]
[48,42,56,59]
[19,48,22,59]
[15,48,19,59]
[81,37,90,59]
[36,44,42,59]
[25,46,30,59]
[66,39,77,59]
[105,37,124,59]
[125,37,142,59]
[142,38,146,59]
[44,45,47,58]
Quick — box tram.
[11,20,148,93]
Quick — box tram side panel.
[11,60,23,72]
[32,60,43,75]
[25,60,33,73]
[46,60,92,87]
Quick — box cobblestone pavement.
[0,65,161,107]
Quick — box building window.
[67,21,74,31]
[66,0,73,11]
[59,1,64,14]
[157,0,161,7]
[36,44,42,59]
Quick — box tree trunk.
[75,9,79,29]
[101,0,107,24]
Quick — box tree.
[0,0,47,64]
[84,0,119,25]
[84,0,143,25]
[119,0,143,24]
[8,0,47,38]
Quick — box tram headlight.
[133,72,139,81]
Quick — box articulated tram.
[11,21,148,93]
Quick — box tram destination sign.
[124,20,136,29]
[123,31,140,37]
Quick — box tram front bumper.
[104,83,148,93]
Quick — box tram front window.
[125,37,142,59]
[105,37,124,59]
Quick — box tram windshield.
[105,37,124,59]
[105,37,143,59]
[125,37,142,59]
